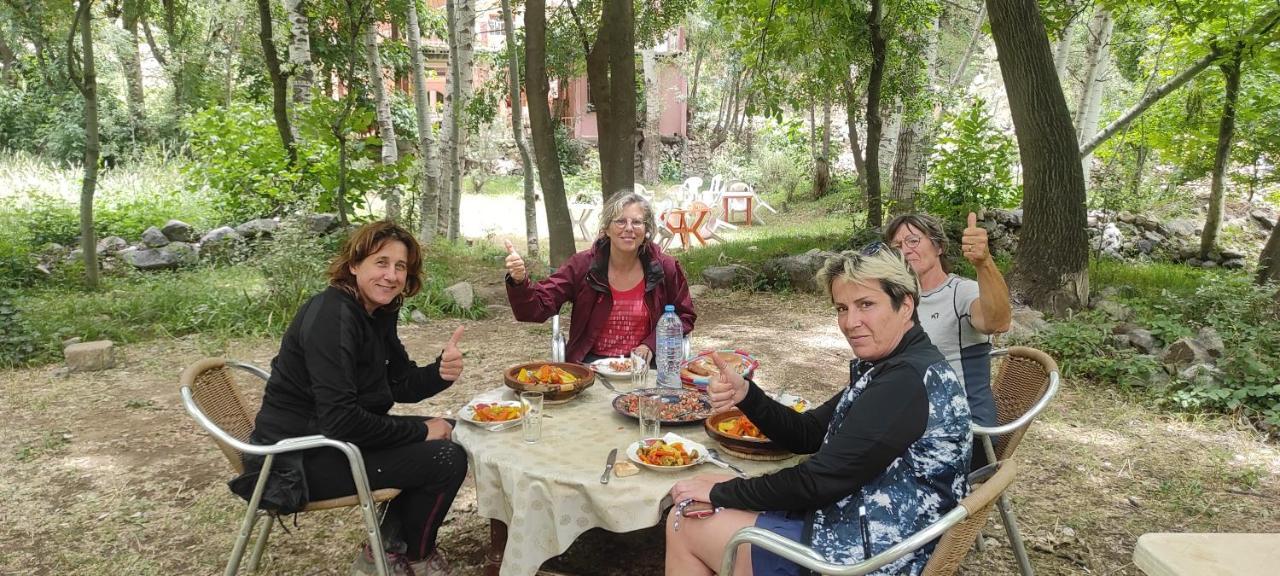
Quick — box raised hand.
[503,239,527,283]
[706,352,747,414]
[439,326,465,382]
[961,212,992,265]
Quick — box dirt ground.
[3,277,1279,575]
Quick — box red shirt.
[592,280,650,357]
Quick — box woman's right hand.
[503,240,527,283]
[425,418,453,441]
[707,353,747,413]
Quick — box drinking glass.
[521,391,544,443]
[638,393,662,440]
[630,352,650,390]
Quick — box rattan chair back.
[922,460,1019,576]
[180,358,258,474]
[990,347,1058,461]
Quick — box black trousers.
[304,438,468,561]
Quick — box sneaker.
[349,543,415,576]
[409,552,459,576]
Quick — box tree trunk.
[1258,220,1280,286]
[986,0,1089,311]
[526,0,574,266]
[449,0,475,240]
[587,0,637,201]
[408,0,440,243]
[812,97,831,199]
[501,0,539,260]
[0,35,16,86]
[687,39,705,131]
[640,49,660,184]
[864,0,887,228]
[949,3,986,90]
[1075,7,1112,184]
[69,0,100,289]
[890,14,940,214]
[366,20,400,220]
[118,0,146,138]
[284,0,313,112]
[1053,1,1076,82]
[842,76,868,193]
[256,0,296,164]
[1200,46,1242,260]
[439,0,458,239]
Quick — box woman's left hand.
[632,344,653,363]
[669,474,735,505]
[439,326,466,381]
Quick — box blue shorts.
[749,510,806,576]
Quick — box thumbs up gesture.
[503,239,527,283]
[706,352,748,414]
[960,212,991,266]
[439,326,466,382]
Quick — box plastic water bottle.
[656,305,684,388]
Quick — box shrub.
[919,97,1020,220]
[554,123,588,175]
[0,287,40,367]
[183,103,305,223]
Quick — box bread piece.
[614,461,639,478]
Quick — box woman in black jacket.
[233,221,467,576]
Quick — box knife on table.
[705,448,748,478]
[600,448,618,484]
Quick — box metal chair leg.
[998,493,1035,576]
[226,454,274,576]
[247,512,274,572]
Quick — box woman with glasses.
[503,191,696,364]
[884,213,1012,437]
[664,247,971,575]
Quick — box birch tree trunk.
[842,76,868,192]
[438,0,457,238]
[283,0,313,113]
[890,15,940,213]
[1053,1,1076,82]
[640,48,661,184]
[501,0,539,260]
[1074,7,1112,184]
[408,0,440,242]
[366,20,400,220]
[949,3,986,91]
[449,0,474,240]
[1200,45,1243,260]
[69,0,100,289]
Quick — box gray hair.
[597,192,656,242]
[816,246,921,317]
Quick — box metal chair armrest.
[972,370,1060,438]
[720,506,969,576]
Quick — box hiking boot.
[349,543,415,576]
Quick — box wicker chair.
[719,460,1019,576]
[179,358,400,576]
[972,346,1062,576]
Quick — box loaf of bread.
[614,461,639,478]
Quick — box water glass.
[521,391,544,443]
[638,393,662,439]
[630,352,650,390]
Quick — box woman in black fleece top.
[231,221,468,576]
[664,247,971,576]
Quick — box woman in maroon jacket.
[504,191,696,364]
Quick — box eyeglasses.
[860,241,888,256]
[610,218,646,230]
[889,235,923,250]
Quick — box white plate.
[626,432,708,472]
[771,392,809,412]
[591,357,635,378]
[458,401,524,426]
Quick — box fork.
[486,419,522,432]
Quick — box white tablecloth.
[453,378,798,576]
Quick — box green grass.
[1090,258,1213,299]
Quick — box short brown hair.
[328,220,424,308]
[884,213,951,273]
